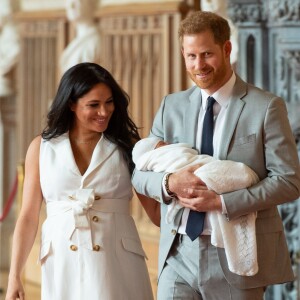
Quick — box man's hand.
[168,164,222,212]
[178,191,222,212]
[168,164,206,198]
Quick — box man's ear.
[224,40,232,58]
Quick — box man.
[132,11,300,299]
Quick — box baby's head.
[155,140,168,149]
[132,137,168,163]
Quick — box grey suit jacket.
[132,75,300,289]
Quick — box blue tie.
[186,96,216,241]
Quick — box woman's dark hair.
[42,62,140,173]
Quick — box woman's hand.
[5,276,25,300]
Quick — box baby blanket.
[133,139,259,276]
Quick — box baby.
[133,137,259,276]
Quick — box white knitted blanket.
[133,140,259,276]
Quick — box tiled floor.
[0,271,40,300]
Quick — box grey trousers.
[157,234,265,300]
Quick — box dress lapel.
[47,132,80,175]
[84,135,117,178]
[46,133,117,178]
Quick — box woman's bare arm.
[135,191,160,227]
[6,136,43,300]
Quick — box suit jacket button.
[93,245,101,251]
[95,195,101,200]
[92,216,99,222]
[171,229,177,235]
[70,245,78,251]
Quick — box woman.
[5,63,154,300]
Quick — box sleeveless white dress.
[39,133,153,300]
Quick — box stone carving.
[60,0,101,75]
[278,50,300,104]
[227,3,264,23]
[231,0,300,24]
[277,52,300,300]
[267,0,300,23]
[201,0,239,65]
[278,199,299,299]
[0,0,20,97]
[287,101,300,155]
[276,100,300,295]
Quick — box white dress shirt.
[175,72,236,235]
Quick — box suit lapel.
[184,87,202,148]
[217,76,248,159]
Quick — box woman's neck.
[69,131,101,144]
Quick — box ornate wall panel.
[228,1,300,299]
[98,3,189,137]
[228,0,267,89]
[16,11,66,160]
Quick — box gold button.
[95,195,101,200]
[68,195,75,200]
[93,245,101,251]
[171,229,177,235]
[70,245,78,251]
[92,216,99,222]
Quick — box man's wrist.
[161,174,172,205]
[164,173,176,199]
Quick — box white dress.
[39,133,153,300]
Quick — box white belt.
[46,189,130,250]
